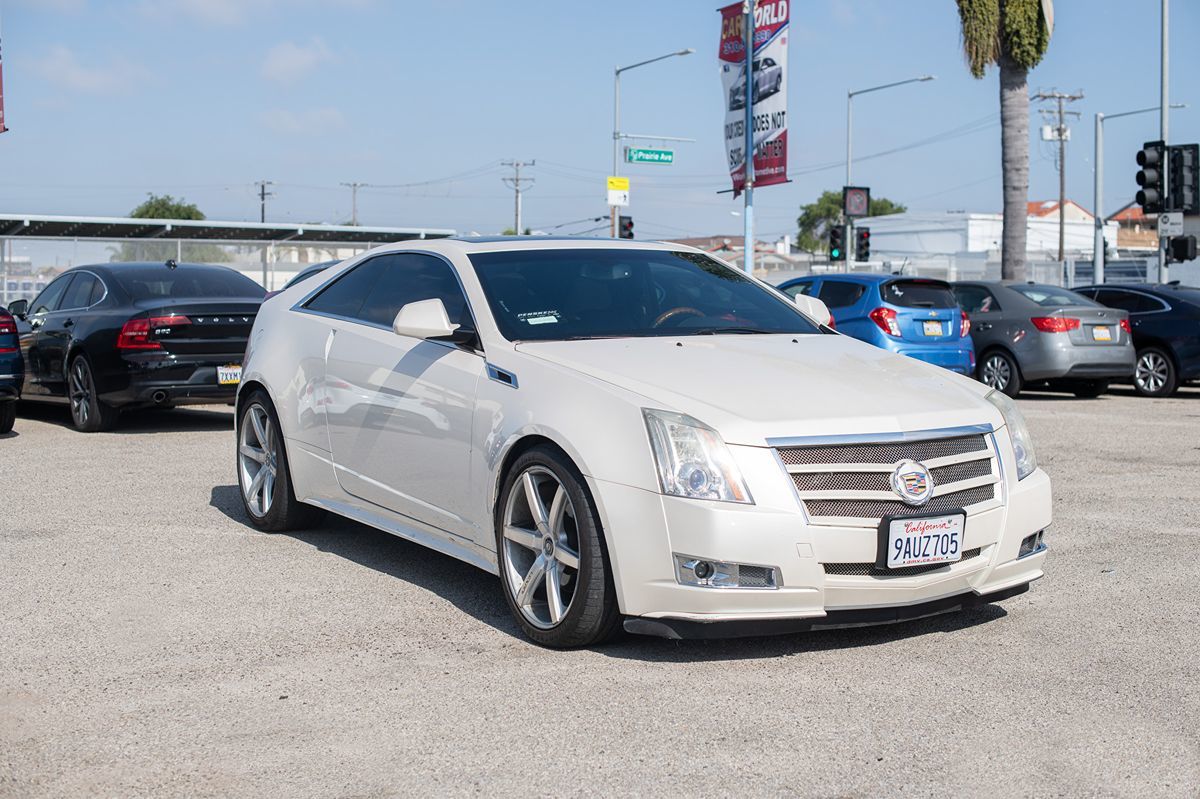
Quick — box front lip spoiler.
[622,582,1030,640]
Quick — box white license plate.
[922,320,944,336]
[1091,326,1112,341]
[217,364,242,385]
[884,514,965,569]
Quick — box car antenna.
[165,259,178,270]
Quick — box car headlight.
[985,390,1038,480]
[643,409,753,504]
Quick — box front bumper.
[592,438,1051,636]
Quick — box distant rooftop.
[0,213,455,243]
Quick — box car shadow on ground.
[210,484,1013,660]
[18,401,234,433]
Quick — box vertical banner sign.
[719,0,787,196]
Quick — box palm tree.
[956,0,1053,281]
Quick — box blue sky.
[2,0,1197,241]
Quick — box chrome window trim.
[53,269,109,313]
[766,423,994,449]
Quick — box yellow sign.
[606,176,630,191]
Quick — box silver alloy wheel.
[69,359,91,427]
[981,354,1011,391]
[239,403,277,517]
[501,466,582,629]
[1135,351,1169,394]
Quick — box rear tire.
[978,350,1022,398]
[495,445,621,648]
[68,355,119,432]
[237,389,321,531]
[1072,380,1109,399]
[0,401,14,433]
[1133,348,1178,397]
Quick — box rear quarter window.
[882,280,956,308]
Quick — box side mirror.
[6,299,28,319]
[392,298,460,340]
[792,293,832,327]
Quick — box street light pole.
[611,48,693,238]
[845,75,934,258]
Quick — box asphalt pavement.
[1,387,1198,798]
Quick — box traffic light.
[828,224,846,261]
[1168,235,1197,263]
[618,215,634,239]
[1136,140,1167,214]
[855,227,871,262]
[1168,143,1199,214]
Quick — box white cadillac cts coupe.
[236,238,1050,647]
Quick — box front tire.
[1133,348,1178,397]
[1072,380,1109,399]
[978,350,1022,398]
[496,446,620,648]
[237,390,320,531]
[68,355,119,432]
[0,401,14,434]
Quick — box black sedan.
[0,305,22,433]
[8,261,265,431]
[1073,283,1200,397]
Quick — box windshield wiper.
[689,327,776,335]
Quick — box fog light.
[674,554,779,589]
[1018,530,1047,559]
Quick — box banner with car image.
[718,0,788,196]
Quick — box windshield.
[469,249,822,341]
[1012,284,1096,307]
[882,279,957,308]
[112,265,265,301]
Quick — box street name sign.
[625,147,675,165]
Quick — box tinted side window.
[953,285,1000,313]
[358,254,473,329]
[304,258,390,319]
[818,280,865,308]
[89,277,108,306]
[61,273,99,310]
[31,275,74,315]
[1095,289,1154,313]
[781,281,814,298]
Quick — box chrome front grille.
[775,430,1001,527]
[823,547,984,577]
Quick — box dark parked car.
[0,306,23,433]
[951,281,1135,398]
[8,261,265,431]
[263,259,340,300]
[1073,283,1200,397]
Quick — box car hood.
[515,334,1000,446]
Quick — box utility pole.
[501,160,535,235]
[1033,91,1083,262]
[255,180,274,224]
[1160,0,1170,282]
[340,182,368,226]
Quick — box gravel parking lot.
[2,387,1198,798]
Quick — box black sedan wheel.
[68,355,118,432]
[1133,348,1178,397]
[0,401,13,434]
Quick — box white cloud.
[261,38,333,85]
[30,45,150,94]
[137,0,269,26]
[260,107,346,135]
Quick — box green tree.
[957,0,1053,281]
[795,190,906,253]
[109,193,231,263]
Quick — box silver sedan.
[953,281,1135,398]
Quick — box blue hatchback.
[0,304,22,433]
[778,274,975,375]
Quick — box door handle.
[62,318,74,328]
[30,319,43,330]
[976,322,992,331]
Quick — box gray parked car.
[952,281,1136,398]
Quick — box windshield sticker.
[518,311,560,325]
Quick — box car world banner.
[718,0,787,196]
